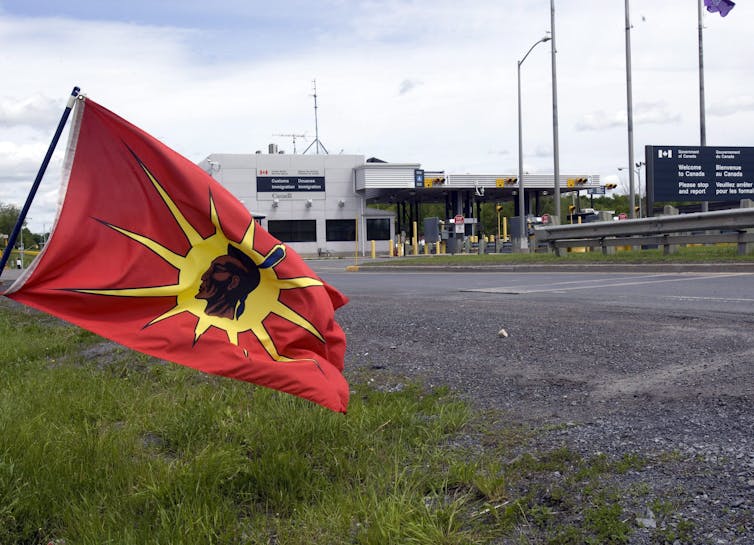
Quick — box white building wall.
[199,153,395,256]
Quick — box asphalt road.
[310,262,754,316]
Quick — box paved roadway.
[309,261,754,316]
[5,259,753,316]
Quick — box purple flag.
[704,0,735,17]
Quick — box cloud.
[575,110,625,131]
[532,144,552,158]
[0,94,62,129]
[634,102,681,125]
[0,140,54,180]
[575,102,680,131]
[398,79,422,95]
[706,95,754,117]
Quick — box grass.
[0,300,692,544]
[368,244,754,266]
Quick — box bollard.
[662,205,680,255]
[371,240,376,259]
[739,200,753,254]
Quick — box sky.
[1,0,753,233]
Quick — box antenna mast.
[303,79,328,154]
[273,133,307,154]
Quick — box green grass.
[370,244,754,266]
[0,301,690,544]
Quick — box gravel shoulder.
[339,291,754,544]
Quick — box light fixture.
[272,198,279,208]
[305,199,313,208]
[517,34,551,252]
[337,199,345,207]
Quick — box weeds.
[0,300,684,543]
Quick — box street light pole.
[618,162,645,217]
[635,161,645,217]
[517,35,551,252]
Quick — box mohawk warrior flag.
[3,97,349,413]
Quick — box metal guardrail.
[533,206,754,256]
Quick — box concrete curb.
[350,262,754,273]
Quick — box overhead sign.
[646,145,754,202]
[256,168,325,192]
[414,169,425,188]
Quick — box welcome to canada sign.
[646,145,754,202]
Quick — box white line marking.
[665,295,754,303]
[464,272,753,294]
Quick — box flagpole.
[624,0,637,219]
[0,86,80,274]
[698,0,709,213]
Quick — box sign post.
[454,214,465,234]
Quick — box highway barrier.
[534,200,754,256]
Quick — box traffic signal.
[423,177,445,187]
[604,183,618,190]
[495,204,504,213]
[567,177,588,187]
[495,177,517,187]
[568,205,576,213]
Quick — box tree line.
[0,202,42,250]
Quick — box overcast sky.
[1,0,752,233]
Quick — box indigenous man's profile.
[195,245,261,319]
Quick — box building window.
[326,219,356,241]
[267,220,317,242]
[366,218,391,240]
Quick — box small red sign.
[618,212,628,220]
[454,214,464,224]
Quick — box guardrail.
[534,203,754,256]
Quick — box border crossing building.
[199,146,600,256]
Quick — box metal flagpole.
[624,0,637,219]
[698,0,709,213]
[0,86,80,274]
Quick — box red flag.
[3,97,349,413]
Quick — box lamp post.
[517,34,551,251]
[618,161,645,217]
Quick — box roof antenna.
[273,133,307,154]
[303,79,328,155]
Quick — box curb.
[351,262,754,274]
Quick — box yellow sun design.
[76,156,324,361]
